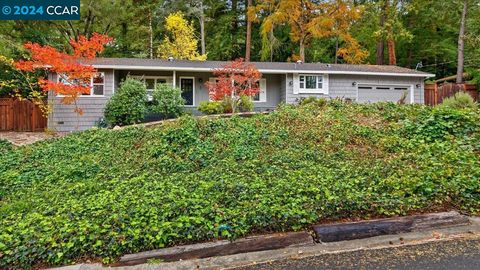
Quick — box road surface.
[235,238,480,270]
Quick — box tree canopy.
[1,0,480,79]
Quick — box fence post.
[434,83,438,106]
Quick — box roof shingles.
[88,58,432,76]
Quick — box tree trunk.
[407,47,413,68]
[335,37,339,64]
[200,14,206,55]
[387,36,396,65]
[376,2,386,65]
[199,0,206,55]
[148,11,153,59]
[245,0,253,62]
[299,38,305,62]
[385,1,396,65]
[232,0,238,31]
[456,0,468,83]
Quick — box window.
[252,78,267,102]
[58,72,104,96]
[299,74,325,93]
[180,77,194,106]
[131,76,172,101]
[92,73,104,96]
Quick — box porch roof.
[89,58,434,78]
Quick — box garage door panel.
[357,85,411,103]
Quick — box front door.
[180,77,194,106]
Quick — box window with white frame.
[252,78,267,102]
[209,77,267,102]
[131,76,172,101]
[299,74,324,93]
[92,72,105,96]
[58,72,105,96]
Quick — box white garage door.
[357,85,412,103]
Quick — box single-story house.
[48,58,434,132]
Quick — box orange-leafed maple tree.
[14,33,112,115]
[205,58,262,113]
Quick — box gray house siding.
[48,67,427,133]
[280,74,287,103]
[285,73,424,104]
[115,71,282,111]
[48,69,114,132]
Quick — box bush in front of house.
[238,94,254,112]
[299,97,328,107]
[198,95,255,115]
[150,84,185,119]
[439,91,477,110]
[104,78,147,126]
[198,100,224,115]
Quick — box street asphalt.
[234,238,480,270]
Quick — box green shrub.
[221,97,233,113]
[238,94,254,112]
[198,100,224,115]
[150,84,184,119]
[299,97,328,107]
[1,101,479,269]
[104,78,147,126]
[0,138,13,153]
[439,91,477,109]
[212,95,255,114]
[403,106,478,141]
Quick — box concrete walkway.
[51,217,480,270]
[0,131,61,146]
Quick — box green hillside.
[1,101,479,268]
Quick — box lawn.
[1,100,479,269]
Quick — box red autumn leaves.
[205,58,262,101]
[14,33,112,106]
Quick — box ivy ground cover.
[1,101,479,268]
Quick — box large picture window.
[298,74,325,94]
[131,76,172,101]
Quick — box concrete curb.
[50,217,480,270]
[49,213,478,270]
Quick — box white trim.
[56,72,105,97]
[179,76,195,106]
[297,74,328,94]
[130,75,173,83]
[91,72,106,96]
[253,78,267,103]
[129,75,174,101]
[356,83,415,104]
[112,70,115,94]
[172,71,176,88]
[285,74,288,102]
[91,65,434,78]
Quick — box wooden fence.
[0,98,47,132]
[424,83,478,106]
